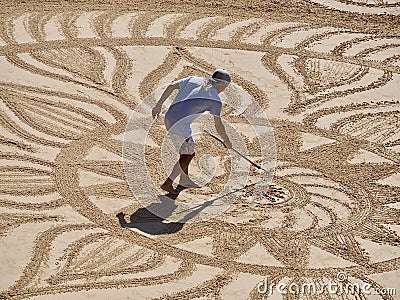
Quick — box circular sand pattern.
[123,84,275,222]
[0,1,399,299]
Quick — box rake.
[203,130,269,173]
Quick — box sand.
[0,0,399,299]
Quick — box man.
[152,69,232,195]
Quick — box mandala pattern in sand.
[0,1,399,299]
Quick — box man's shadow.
[117,193,184,235]
[117,182,257,235]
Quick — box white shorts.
[170,135,195,155]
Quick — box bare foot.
[160,183,178,195]
[178,177,201,188]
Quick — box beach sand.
[0,0,399,299]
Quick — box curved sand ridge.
[0,0,400,299]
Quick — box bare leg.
[161,160,181,194]
[180,153,195,175]
[161,153,196,193]
[178,153,200,188]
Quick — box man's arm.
[213,116,232,149]
[152,82,179,118]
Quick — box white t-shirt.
[165,76,222,137]
[171,76,221,105]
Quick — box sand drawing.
[0,0,399,299]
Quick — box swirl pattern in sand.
[0,0,399,299]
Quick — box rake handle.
[203,130,263,170]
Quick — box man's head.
[212,69,231,82]
[211,69,231,93]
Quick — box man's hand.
[152,104,162,119]
[223,139,232,149]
